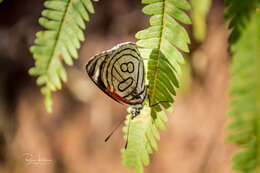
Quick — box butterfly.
[86,42,168,148]
[86,42,147,118]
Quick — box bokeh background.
[0,0,236,172]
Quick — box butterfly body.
[86,42,147,118]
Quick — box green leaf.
[121,106,169,172]
[29,0,96,113]
[122,0,191,171]
[227,12,260,173]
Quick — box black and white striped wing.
[86,42,146,106]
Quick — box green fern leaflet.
[227,12,260,173]
[122,106,168,172]
[137,0,191,118]
[29,0,97,113]
[122,0,191,172]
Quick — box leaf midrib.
[46,0,72,83]
[150,0,167,105]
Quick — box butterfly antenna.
[125,115,132,149]
[105,116,125,142]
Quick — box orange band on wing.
[106,87,142,104]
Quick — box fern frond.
[122,0,191,171]
[136,0,191,118]
[224,0,257,44]
[122,106,168,172]
[29,0,97,113]
[227,11,260,173]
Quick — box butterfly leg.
[130,108,140,119]
[125,116,131,149]
[146,70,168,106]
[147,70,156,89]
[147,94,171,107]
[146,69,171,106]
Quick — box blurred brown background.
[0,0,236,172]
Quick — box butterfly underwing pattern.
[86,42,147,117]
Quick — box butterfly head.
[130,104,143,119]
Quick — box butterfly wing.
[86,42,146,106]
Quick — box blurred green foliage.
[191,0,211,42]
[227,7,260,173]
[225,0,260,172]
[224,0,258,44]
